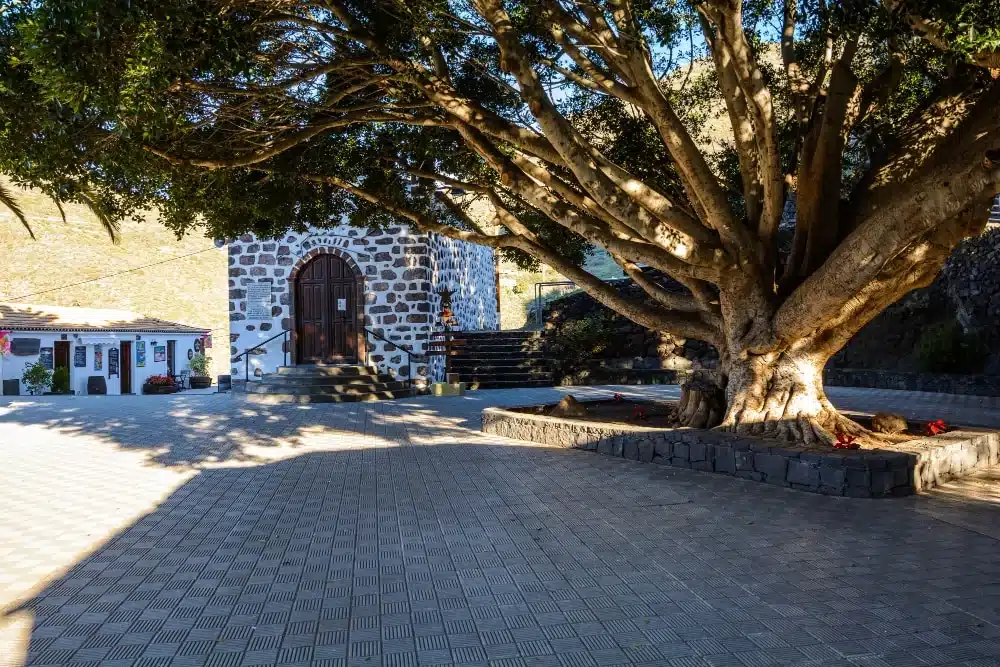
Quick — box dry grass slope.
[0,181,230,378]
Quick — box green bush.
[189,352,211,376]
[22,361,52,395]
[916,321,987,374]
[51,366,70,394]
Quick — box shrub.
[189,352,210,376]
[916,320,987,374]
[22,361,52,395]
[51,366,70,394]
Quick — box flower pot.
[189,376,212,389]
[142,384,177,395]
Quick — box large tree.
[2,0,999,443]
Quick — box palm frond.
[51,195,67,224]
[0,182,34,239]
[78,188,121,244]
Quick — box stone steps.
[246,364,412,403]
[437,331,554,390]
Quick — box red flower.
[146,374,174,386]
[612,393,624,402]
[926,419,948,436]
[632,406,647,421]
[833,432,859,449]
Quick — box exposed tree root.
[715,361,909,449]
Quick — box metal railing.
[364,327,424,392]
[232,329,289,383]
[533,280,577,327]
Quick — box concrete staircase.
[245,364,412,404]
[437,331,553,389]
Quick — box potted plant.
[188,352,212,389]
[22,361,52,395]
[48,367,72,395]
[142,374,177,394]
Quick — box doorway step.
[245,364,412,404]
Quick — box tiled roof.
[0,302,208,334]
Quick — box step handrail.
[363,327,425,393]
[232,329,290,382]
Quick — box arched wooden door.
[295,253,359,363]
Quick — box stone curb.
[482,405,1000,497]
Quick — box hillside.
[0,181,230,378]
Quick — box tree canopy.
[1,0,999,441]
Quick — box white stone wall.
[0,331,202,395]
[427,233,499,379]
[228,223,498,383]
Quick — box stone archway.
[288,247,366,365]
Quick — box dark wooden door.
[54,341,70,370]
[296,254,358,363]
[167,340,176,377]
[120,341,132,394]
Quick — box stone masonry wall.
[427,233,499,379]
[228,223,498,384]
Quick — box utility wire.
[2,246,222,302]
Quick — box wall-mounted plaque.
[10,338,40,356]
[337,298,347,311]
[247,283,271,320]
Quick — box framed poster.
[74,346,87,368]
[93,345,103,371]
[153,345,166,362]
[247,283,271,320]
[194,337,203,353]
[135,341,146,367]
[38,347,54,369]
[108,347,119,377]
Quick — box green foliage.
[916,320,987,373]
[546,315,618,379]
[188,352,210,377]
[0,0,994,259]
[51,366,70,393]
[22,361,52,395]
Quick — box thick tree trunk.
[716,351,864,446]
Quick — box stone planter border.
[482,404,1000,497]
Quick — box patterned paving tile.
[0,386,999,667]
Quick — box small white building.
[0,303,209,396]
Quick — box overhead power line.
[3,246,222,302]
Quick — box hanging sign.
[38,347,53,370]
[247,283,271,320]
[93,345,103,371]
[108,347,119,377]
[74,346,87,367]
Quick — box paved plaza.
[1,385,1000,667]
